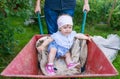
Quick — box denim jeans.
[44,6,75,34]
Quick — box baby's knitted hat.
[57,14,73,29]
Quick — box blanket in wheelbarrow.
[36,36,88,76]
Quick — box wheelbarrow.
[0,11,118,78]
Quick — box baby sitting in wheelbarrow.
[37,14,91,76]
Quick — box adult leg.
[44,6,59,34]
[61,9,75,17]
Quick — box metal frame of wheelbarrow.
[0,11,118,78]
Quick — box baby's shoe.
[67,62,79,69]
[45,63,55,75]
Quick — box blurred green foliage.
[0,16,15,55]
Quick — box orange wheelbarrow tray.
[0,34,118,78]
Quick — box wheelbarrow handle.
[80,10,87,73]
[37,11,44,34]
[81,10,87,34]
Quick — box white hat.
[57,14,73,29]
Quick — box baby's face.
[60,24,72,36]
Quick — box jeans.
[44,6,75,34]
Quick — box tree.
[107,0,116,27]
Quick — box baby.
[37,14,91,75]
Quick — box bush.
[110,2,120,30]
[0,14,15,55]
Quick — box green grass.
[0,16,120,79]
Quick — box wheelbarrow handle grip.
[37,11,44,34]
[81,10,87,34]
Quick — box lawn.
[0,16,120,79]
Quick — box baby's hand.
[76,33,92,41]
[37,45,45,53]
[87,36,92,41]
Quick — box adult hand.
[83,4,90,12]
[35,5,41,13]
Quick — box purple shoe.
[67,62,79,69]
[45,64,55,75]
